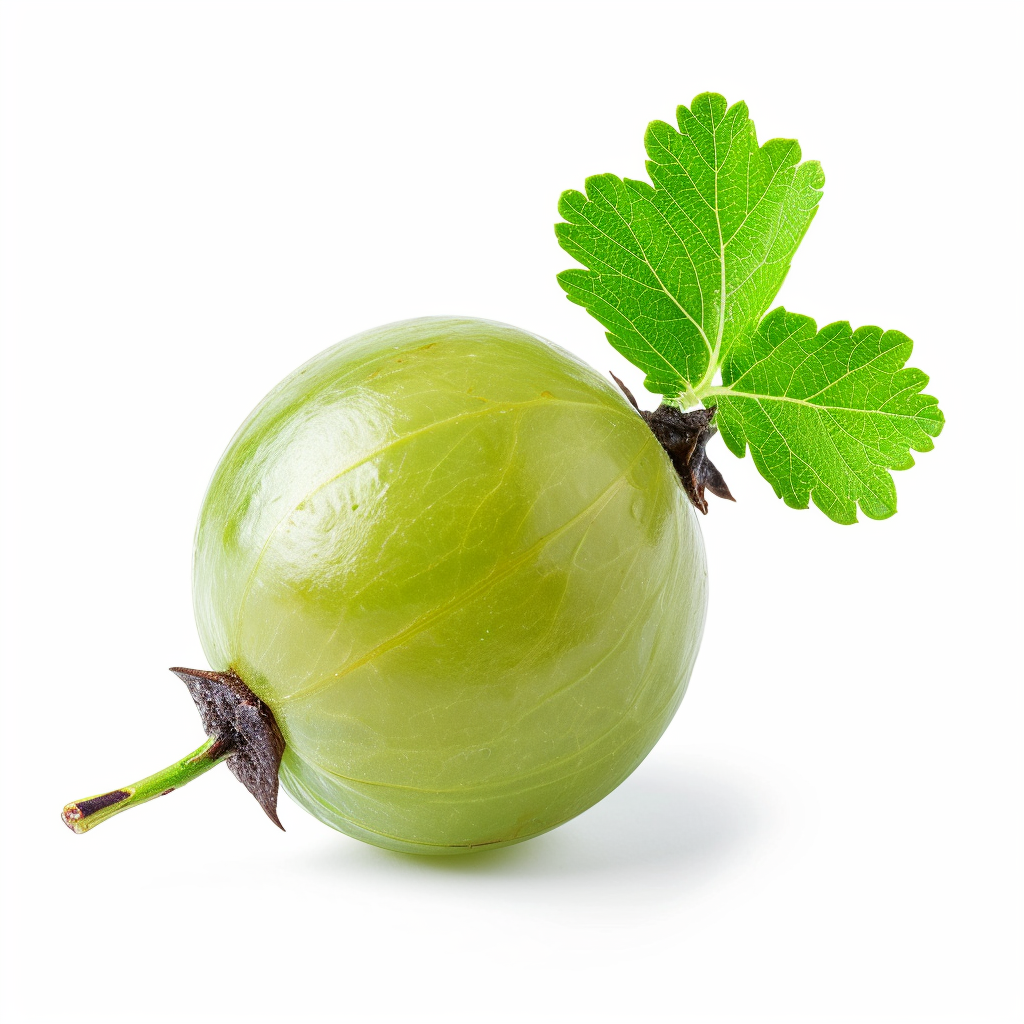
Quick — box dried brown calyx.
[62,668,286,835]
[171,667,286,828]
[611,373,735,514]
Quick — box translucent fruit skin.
[193,317,707,853]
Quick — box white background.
[1,2,1021,1022]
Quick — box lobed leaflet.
[556,92,942,523]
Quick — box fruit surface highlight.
[192,317,707,853]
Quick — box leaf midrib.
[703,385,935,424]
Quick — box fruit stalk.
[61,735,231,834]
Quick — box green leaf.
[555,92,944,522]
[711,309,944,524]
[556,92,823,399]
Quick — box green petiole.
[62,735,231,834]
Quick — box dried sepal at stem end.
[62,668,286,835]
[171,667,286,829]
[611,373,735,514]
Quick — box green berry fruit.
[63,317,709,853]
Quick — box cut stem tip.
[61,736,231,835]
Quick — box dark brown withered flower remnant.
[62,668,285,834]
[610,373,735,514]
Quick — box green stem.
[62,735,231,834]
[678,384,703,411]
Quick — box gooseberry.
[63,317,712,853]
